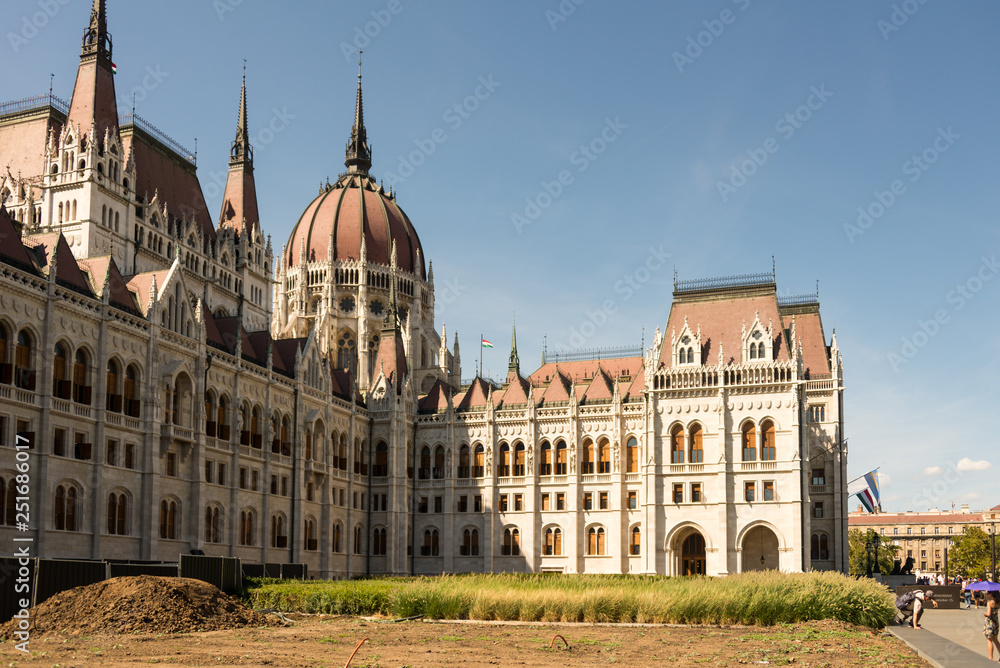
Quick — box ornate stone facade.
[0,1,847,578]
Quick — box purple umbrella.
[965,581,1000,591]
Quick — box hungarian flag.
[481,338,493,348]
[111,63,117,75]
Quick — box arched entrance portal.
[681,533,706,575]
[742,525,780,571]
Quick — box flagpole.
[480,333,483,379]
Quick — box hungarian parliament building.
[0,1,848,577]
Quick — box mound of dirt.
[1,575,271,637]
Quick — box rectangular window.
[417,496,428,513]
[627,491,638,509]
[744,481,755,503]
[239,467,248,490]
[920,527,926,535]
[458,495,468,512]
[106,439,118,466]
[252,470,259,491]
[541,493,550,511]
[281,476,288,496]
[353,491,358,509]
[271,474,278,494]
[599,491,609,510]
[217,463,226,486]
[691,483,702,503]
[339,489,345,506]
[813,501,824,518]
[514,494,523,512]
[583,492,593,510]
[809,405,826,422]
[934,527,940,535]
[894,528,899,535]
[556,493,565,510]
[166,452,177,477]
[16,419,33,450]
[434,496,443,513]
[54,427,66,457]
[763,481,774,501]
[74,431,91,460]
[474,494,482,512]
[0,415,6,446]
[948,527,953,534]
[125,443,135,469]
[360,493,365,510]
[811,468,825,486]
[307,483,315,502]
[673,483,683,504]
[499,494,509,512]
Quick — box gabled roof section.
[329,367,363,404]
[370,328,408,394]
[125,269,169,316]
[582,367,614,403]
[499,375,531,407]
[539,370,572,405]
[0,205,38,274]
[272,338,306,377]
[213,315,256,360]
[418,379,453,413]
[529,357,643,386]
[22,232,93,296]
[624,367,646,401]
[456,377,491,411]
[78,255,140,314]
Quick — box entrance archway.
[741,525,779,571]
[681,533,706,575]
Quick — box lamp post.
[873,533,882,575]
[865,536,874,577]
[991,519,996,581]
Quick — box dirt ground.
[1,615,930,667]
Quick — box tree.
[947,526,992,580]
[848,528,900,576]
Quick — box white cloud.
[877,471,891,486]
[923,466,943,476]
[956,458,992,472]
[961,492,982,500]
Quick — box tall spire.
[382,250,400,333]
[230,61,253,168]
[81,0,111,61]
[68,0,118,145]
[508,315,520,377]
[344,51,372,175]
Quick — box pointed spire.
[230,63,253,168]
[508,314,520,376]
[382,267,400,333]
[344,51,372,175]
[81,0,111,61]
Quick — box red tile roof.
[582,367,614,402]
[219,166,260,234]
[528,357,643,386]
[370,329,408,392]
[781,308,831,377]
[66,57,118,146]
[419,379,453,412]
[499,375,531,407]
[0,205,37,271]
[125,270,169,315]
[539,371,572,405]
[456,378,491,410]
[23,232,92,294]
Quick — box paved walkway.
[888,608,999,667]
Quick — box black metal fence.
[0,556,308,623]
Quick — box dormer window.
[678,336,695,364]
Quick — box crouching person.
[895,590,937,629]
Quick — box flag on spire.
[481,338,493,348]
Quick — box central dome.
[284,65,425,280]
[285,172,425,279]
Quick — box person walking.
[985,591,1000,660]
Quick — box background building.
[0,0,848,577]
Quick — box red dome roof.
[285,172,425,280]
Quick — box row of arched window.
[0,478,133,534]
[434,437,642,480]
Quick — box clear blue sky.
[6,1,999,513]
